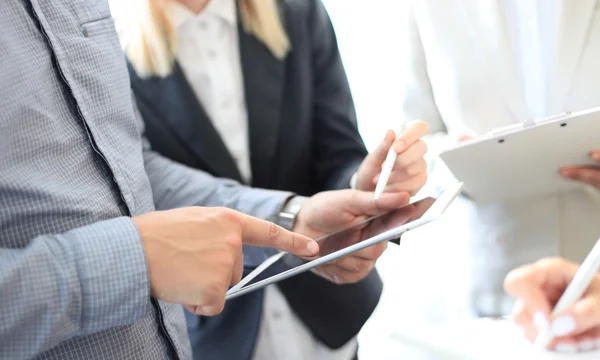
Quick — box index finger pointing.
[238,214,319,257]
[394,120,429,153]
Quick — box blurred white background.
[321,0,408,152]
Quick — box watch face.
[278,196,307,230]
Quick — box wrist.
[276,195,308,231]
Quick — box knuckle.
[404,163,419,177]
[536,257,567,270]
[204,283,226,308]
[225,234,242,250]
[221,251,236,268]
[267,222,282,241]
[504,267,528,293]
[415,140,428,155]
[416,171,428,186]
[216,207,242,225]
[580,298,600,319]
[290,232,300,250]
[355,258,374,273]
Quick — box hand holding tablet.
[226,183,463,300]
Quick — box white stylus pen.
[534,237,600,348]
[374,123,407,200]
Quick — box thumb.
[366,130,396,167]
[347,190,411,217]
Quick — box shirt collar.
[170,0,237,31]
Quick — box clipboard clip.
[486,123,524,137]
[534,111,572,125]
[486,111,572,137]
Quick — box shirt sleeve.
[0,217,152,359]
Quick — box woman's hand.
[504,257,600,353]
[560,151,600,190]
[355,121,429,195]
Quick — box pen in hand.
[534,237,600,349]
[374,123,407,200]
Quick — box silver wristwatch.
[276,196,308,230]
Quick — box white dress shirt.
[171,0,252,183]
[170,2,357,359]
[402,0,600,317]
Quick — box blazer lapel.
[238,15,286,187]
[134,64,244,182]
[461,0,529,123]
[546,0,598,114]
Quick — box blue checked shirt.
[0,1,290,359]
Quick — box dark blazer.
[130,0,383,359]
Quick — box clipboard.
[439,107,600,203]
[390,318,600,359]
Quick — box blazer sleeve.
[134,103,292,222]
[308,0,368,192]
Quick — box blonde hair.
[121,0,290,78]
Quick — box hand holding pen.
[355,121,429,200]
[505,238,600,353]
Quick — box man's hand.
[560,151,600,190]
[133,207,319,316]
[293,190,411,284]
[355,121,429,195]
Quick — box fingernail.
[533,312,550,332]
[592,152,600,162]
[579,340,595,351]
[306,241,319,255]
[551,316,576,337]
[383,133,393,144]
[554,342,579,353]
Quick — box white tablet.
[439,107,600,203]
[225,183,463,300]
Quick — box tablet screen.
[238,196,437,289]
